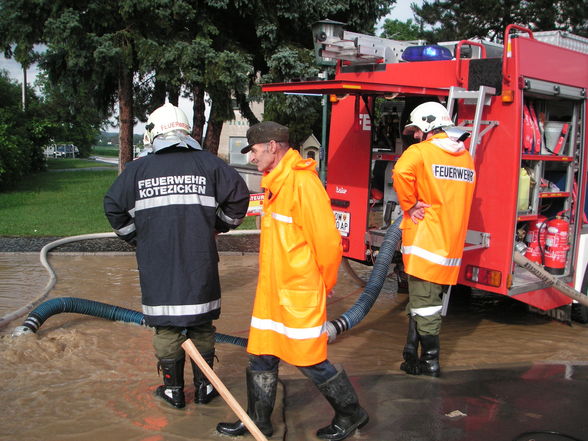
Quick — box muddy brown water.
[1,251,588,441]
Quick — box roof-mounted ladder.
[446,85,499,158]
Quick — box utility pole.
[21,66,27,112]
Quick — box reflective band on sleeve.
[250,317,325,340]
[401,245,461,267]
[135,194,216,211]
[142,299,221,317]
[410,305,443,317]
[271,212,293,223]
[115,223,136,236]
[217,208,244,226]
[128,207,136,218]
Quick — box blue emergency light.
[402,45,453,62]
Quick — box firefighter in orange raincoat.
[217,121,368,441]
[393,102,476,377]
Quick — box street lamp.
[311,19,346,184]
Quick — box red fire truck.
[263,23,588,321]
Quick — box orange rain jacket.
[247,148,342,366]
[393,132,476,285]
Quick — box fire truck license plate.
[334,211,350,237]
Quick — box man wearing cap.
[217,121,368,441]
[104,103,250,409]
[393,101,475,377]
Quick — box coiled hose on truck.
[9,219,403,345]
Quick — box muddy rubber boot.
[400,316,421,375]
[155,357,186,408]
[316,369,369,441]
[191,350,219,404]
[419,334,441,377]
[216,368,277,437]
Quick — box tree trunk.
[235,91,259,126]
[168,87,179,107]
[118,65,134,173]
[191,85,206,145]
[203,101,223,156]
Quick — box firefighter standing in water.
[393,102,476,377]
[216,121,368,441]
[104,103,249,408]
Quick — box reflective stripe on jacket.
[104,148,250,327]
[393,133,475,285]
[247,149,342,366]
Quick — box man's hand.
[408,201,430,224]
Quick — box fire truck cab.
[262,24,588,320]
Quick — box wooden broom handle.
[181,340,268,441]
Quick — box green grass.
[47,158,117,170]
[0,159,258,236]
[91,146,119,157]
[0,169,118,236]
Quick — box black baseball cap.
[241,121,289,154]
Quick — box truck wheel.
[571,262,588,324]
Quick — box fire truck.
[262,23,588,321]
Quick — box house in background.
[300,133,320,168]
[218,100,264,166]
[218,100,321,172]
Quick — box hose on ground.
[0,232,117,329]
[8,220,402,347]
[326,216,403,342]
[11,296,248,347]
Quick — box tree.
[1,0,398,169]
[380,19,423,41]
[36,71,103,157]
[212,0,397,146]
[412,0,588,43]
[0,71,53,189]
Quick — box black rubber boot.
[419,334,441,377]
[216,368,277,437]
[191,349,219,404]
[400,316,421,375]
[316,369,369,441]
[155,357,186,409]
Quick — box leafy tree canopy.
[380,19,423,41]
[413,0,588,42]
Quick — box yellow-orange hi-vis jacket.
[247,148,342,366]
[393,132,476,285]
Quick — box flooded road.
[1,251,588,441]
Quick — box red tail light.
[465,265,502,287]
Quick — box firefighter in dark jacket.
[104,103,250,409]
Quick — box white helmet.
[144,103,201,152]
[403,101,454,135]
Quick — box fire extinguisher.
[544,216,570,275]
[524,216,547,263]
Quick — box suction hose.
[513,252,588,307]
[326,216,403,342]
[8,222,402,347]
[11,297,247,346]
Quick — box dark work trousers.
[153,322,216,359]
[248,354,338,385]
[406,275,444,336]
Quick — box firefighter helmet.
[144,103,201,152]
[403,101,454,135]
